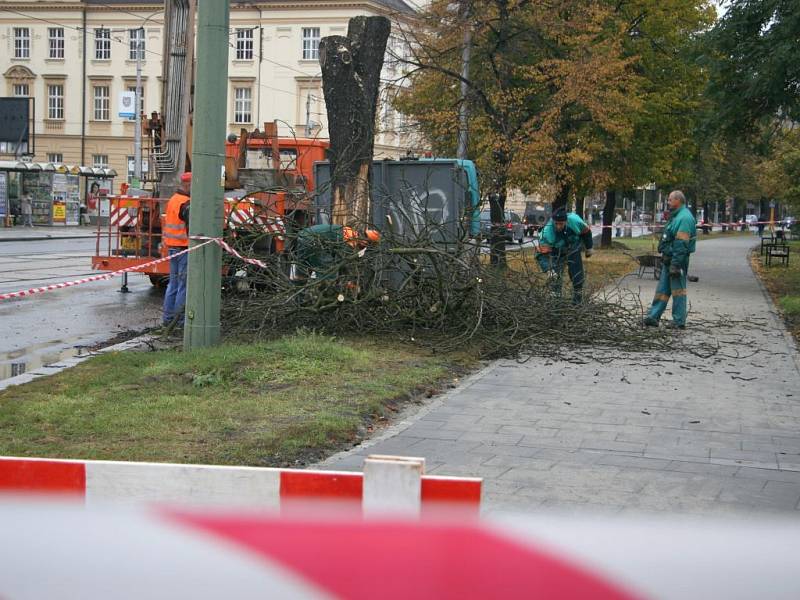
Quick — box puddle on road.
[0,339,92,382]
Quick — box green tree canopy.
[704,0,800,134]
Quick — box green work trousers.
[548,250,585,304]
[647,260,688,326]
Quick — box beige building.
[1,0,416,191]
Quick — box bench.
[760,234,774,255]
[765,243,790,267]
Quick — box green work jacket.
[536,213,592,271]
[658,206,697,269]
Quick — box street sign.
[118,92,136,119]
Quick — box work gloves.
[547,270,559,280]
[585,248,594,258]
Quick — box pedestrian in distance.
[643,190,697,329]
[614,211,623,238]
[757,213,767,238]
[536,207,594,304]
[162,172,191,326]
[20,195,33,227]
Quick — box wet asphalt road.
[0,237,162,381]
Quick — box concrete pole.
[134,26,143,184]
[456,0,472,160]
[306,93,312,138]
[184,0,229,350]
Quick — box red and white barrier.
[0,500,798,599]
[109,204,138,228]
[0,455,481,514]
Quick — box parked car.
[745,214,759,226]
[479,210,524,243]
[523,211,548,235]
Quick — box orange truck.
[91,135,329,285]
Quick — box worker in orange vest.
[162,172,191,325]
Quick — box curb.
[0,235,99,243]
[316,360,499,469]
[0,333,159,392]
[747,244,800,377]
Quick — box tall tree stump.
[319,16,391,227]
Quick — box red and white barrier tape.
[585,220,792,229]
[191,235,268,269]
[0,240,214,302]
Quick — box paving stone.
[322,237,800,516]
[734,467,800,484]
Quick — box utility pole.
[184,0,230,350]
[134,26,143,186]
[306,93,312,137]
[456,0,472,160]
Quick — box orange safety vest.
[163,191,190,248]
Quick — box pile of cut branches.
[220,215,683,361]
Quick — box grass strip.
[0,332,468,467]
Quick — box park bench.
[765,243,790,267]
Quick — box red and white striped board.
[0,455,481,515]
[253,214,286,235]
[226,204,255,229]
[1,501,798,599]
[109,204,138,228]
[226,201,286,236]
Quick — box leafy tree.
[394,0,640,263]
[597,0,715,246]
[758,129,800,212]
[704,0,800,135]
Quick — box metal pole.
[306,93,312,138]
[456,0,471,160]
[184,0,229,350]
[134,26,143,184]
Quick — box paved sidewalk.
[322,236,800,516]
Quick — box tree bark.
[489,190,507,267]
[319,16,391,227]
[601,189,616,248]
[575,195,585,220]
[552,183,570,211]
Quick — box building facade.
[1,0,415,191]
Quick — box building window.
[95,28,111,60]
[381,101,395,130]
[14,28,31,59]
[93,154,109,169]
[233,87,252,124]
[13,84,29,97]
[235,28,254,60]
[126,85,145,120]
[302,28,320,60]
[47,84,64,120]
[93,86,110,121]
[129,28,145,61]
[48,153,64,163]
[49,28,65,59]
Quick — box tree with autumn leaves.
[392,0,715,257]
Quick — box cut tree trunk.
[601,190,616,248]
[319,16,391,227]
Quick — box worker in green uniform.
[644,190,697,329]
[536,208,594,304]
